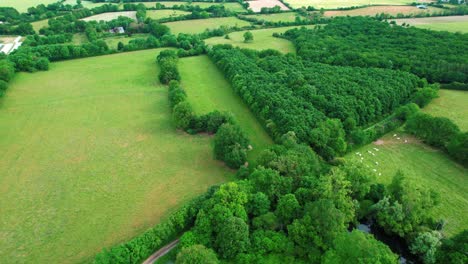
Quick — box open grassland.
[0,49,232,264]
[146,9,190,20]
[81,11,137,22]
[139,1,246,12]
[246,0,290,12]
[1,0,58,12]
[347,133,468,236]
[31,18,50,32]
[394,15,468,33]
[205,25,315,53]
[163,17,251,34]
[324,5,443,17]
[283,0,425,9]
[103,34,150,49]
[423,90,468,130]
[244,12,301,22]
[179,55,273,161]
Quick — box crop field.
[393,15,468,33]
[283,0,421,9]
[0,49,232,263]
[324,5,443,17]
[81,11,137,22]
[139,1,246,12]
[103,34,150,49]
[146,9,191,20]
[347,133,468,236]
[423,90,468,130]
[205,25,315,53]
[178,55,273,161]
[244,12,301,22]
[246,0,290,12]
[163,17,251,35]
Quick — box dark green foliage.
[209,46,420,159]
[285,16,468,84]
[395,103,420,121]
[247,192,270,217]
[243,31,253,43]
[0,59,15,82]
[322,230,398,264]
[412,86,439,108]
[436,230,468,264]
[447,132,468,166]
[215,216,250,259]
[248,168,293,203]
[195,111,234,134]
[157,50,180,84]
[406,112,460,149]
[176,244,219,264]
[213,123,249,168]
[410,231,442,264]
[168,80,187,108]
[275,194,300,225]
[173,101,195,130]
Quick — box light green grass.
[72,33,88,44]
[163,17,251,35]
[1,0,58,12]
[423,90,468,131]
[244,12,302,22]
[31,18,50,32]
[136,1,246,12]
[0,49,232,264]
[179,55,273,161]
[205,25,316,53]
[103,34,149,49]
[416,21,468,33]
[146,9,191,20]
[284,0,413,9]
[347,133,468,237]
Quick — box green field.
[283,0,413,9]
[347,133,468,236]
[0,49,232,263]
[393,16,468,33]
[31,18,50,32]
[103,34,149,49]
[244,12,302,22]
[178,55,273,161]
[163,17,251,35]
[72,33,88,44]
[1,0,58,12]
[424,90,468,130]
[205,25,315,53]
[417,21,468,33]
[138,1,246,12]
[146,9,191,20]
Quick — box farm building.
[109,27,125,34]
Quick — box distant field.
[103,34,150,49]
[1,0,58,12]
[324,5,443,17]
[246,0,290,12]
[205,25,315,53]
[0,49,232,263]
[394,15,468,33]
[283,0,422,9]
[139,1,246,12]
[347,133,468,237]
[146,9,190,20]
[179,55,273,161]
[244,12,301,22]
[417,21,468,33]
[163,17,251,34]
[424,90,468,130]
[81,11,137,22]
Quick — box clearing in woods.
[423,90,468,131]
[146,10,191,20]
[324,5,443,17]
[0,49,232,264]
[178,55,274,161]
[347,133,468,237]
[205,25,316,53]
[81,11,137,22]
[163,17,251,35]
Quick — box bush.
[214,124,249,168]
[447,132,468,167]
[173,101,195,130]
[412,86,439,108]
[406,113,460,149]
[168,80,187,108]
[157,50,180,84]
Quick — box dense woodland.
[209,46,422,160]
[284,17,468,86]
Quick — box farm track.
[142,239,179,264]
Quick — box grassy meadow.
[103,34,149,49]
[146,9,191,20]
[347,133,468,237]
[423,90,468,131]
[394,16,468,33]
[205,25,316,53]
[163,17,251,35]
[244,12,301,22]
[416,21,468,33]
[0,49,232,263]
[178,55,273,161]
[1,0,58,12]
[324,5,443,17]
[283,0,414,9]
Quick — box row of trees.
[284,17,468,85]
[208,45,422,160]
[158,51,249,168]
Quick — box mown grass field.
[146,9,191,20]
[0,49,232,263]
[178,55,273,161]
[205,25,316,53]
[394,15,468,33]
[163,17,251,34]
[424,90,468,131]
[1,0,58,12]
[81,11,137,22]
[324,5,443,17]
[347,133,468,237]
[284,0,417,9]
[244,12,301,22]
[103,34,149,49]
